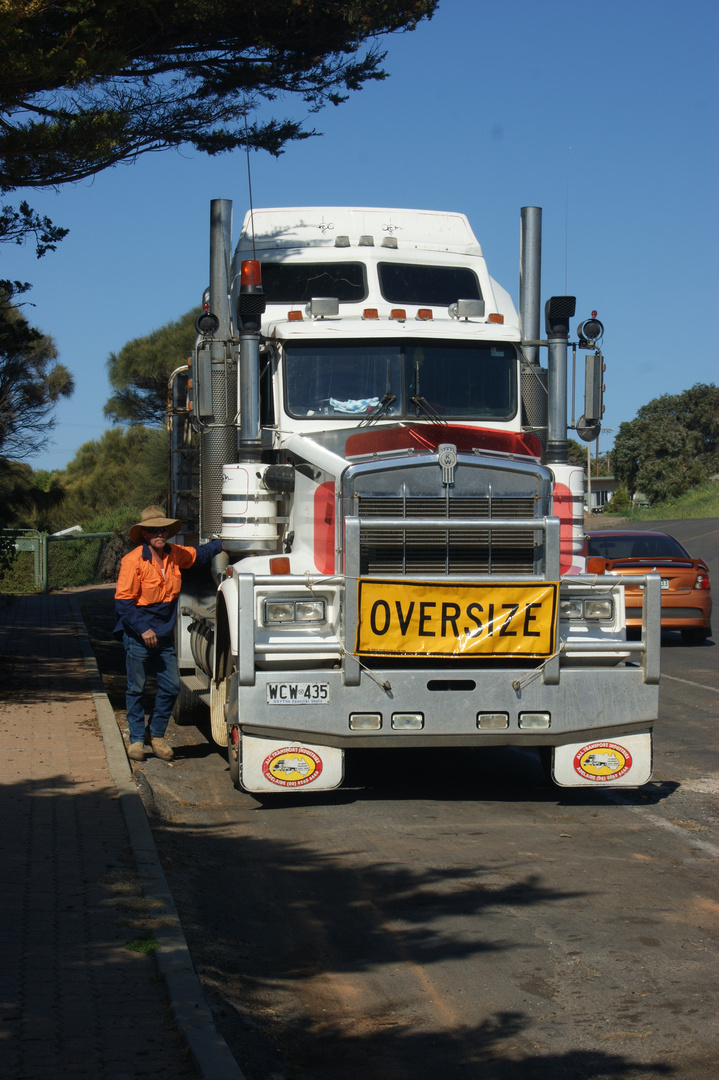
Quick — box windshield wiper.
[359,393,396,426]
[410,395,447,424]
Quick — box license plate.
[356,580,558,658]
[266,683,330,705]
[661,579,669,589]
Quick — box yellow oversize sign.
[356,580,559,658]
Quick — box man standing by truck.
[114,506,222,762]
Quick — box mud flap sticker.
[240,734,344,793]
[552,732,653,788]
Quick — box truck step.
[181,674,209,693]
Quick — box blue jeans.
[123,633,180,744]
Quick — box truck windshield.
[284,340,517,420]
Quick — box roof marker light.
[488,313,504,324]
[416,309,433,321]
[358,235,374,246]
[287,310,303,321]
[335,235,350,248]
[363,308,379,320]
[390,308,406,321]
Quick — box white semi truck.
[169,202,660,793]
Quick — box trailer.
[169,203,660,793]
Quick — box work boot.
[127,742,146,761]
[151,737,174,761]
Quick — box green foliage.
[0,528,17,578]
[0,459,66,532]
[47,534,113,590]
[0,200,69,262]
[0,287,74,460]
[567,438,587,467]
[613,383,719,505]
[0,1,436,250]
[51,426,168,531]
[623,480,719,522]
[605,486,631,514]
[105,310,196,426]
[0,549,35,595]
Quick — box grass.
[613,480,719,521]
[124,935,161,955]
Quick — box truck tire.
[175,680,202,725]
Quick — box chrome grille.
[358,496,536,574]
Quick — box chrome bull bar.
[234,512,661,689]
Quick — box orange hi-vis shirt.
[114,539,222,640]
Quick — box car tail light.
[694,574,710,591]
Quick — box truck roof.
[236,207,484,257]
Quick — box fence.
[0,530,116,594]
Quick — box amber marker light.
[287,310,303,321]
[586,557,606,575]
[270,557,291,575]
[363,308,379,320]
[417,309,433,320]
[390,308,407,321]
[488,313,504,324]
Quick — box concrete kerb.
[70,598,246,1080]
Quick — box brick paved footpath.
[0,592,198,1080]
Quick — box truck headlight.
[584,599,613,620]
[559,599,583,620]
[263,599,326,625]
[295,600,327,623]
[559,598,614,621]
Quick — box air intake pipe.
[237,259,266,463]
[519,207,542,368]
[199,199,236,538]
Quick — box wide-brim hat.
[129,505,182,544]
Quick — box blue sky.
[7,0,717,472]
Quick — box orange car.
[584,530,712,644]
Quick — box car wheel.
[681,628,708,645]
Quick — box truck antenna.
[564,146,571,292]
[244,109,257,260]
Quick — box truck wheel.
[228,729,240,789]
[175,680,202,725]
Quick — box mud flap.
[240,734,344,794]
[550,732,653,788]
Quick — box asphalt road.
[92,518,718,1080]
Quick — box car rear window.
[586,535,688,559]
